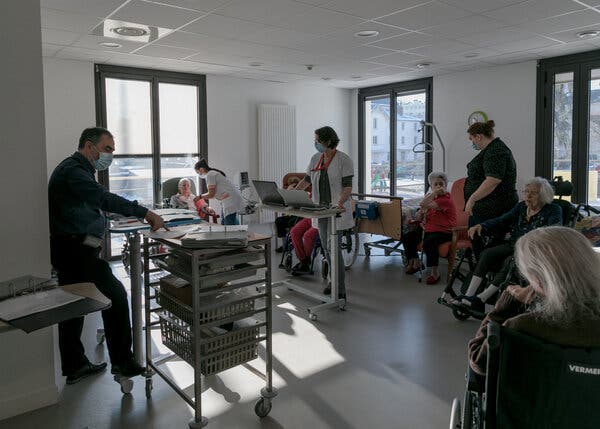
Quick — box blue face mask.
[91,145,113,171]
[472,143,479,151]
[314,141,327,153]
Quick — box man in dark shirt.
[48,127,165,385]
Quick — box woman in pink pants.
[290,217,319,275]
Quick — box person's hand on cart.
[145,211,169,231]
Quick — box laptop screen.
[251,180,285,205]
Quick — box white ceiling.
[40,0,600,88]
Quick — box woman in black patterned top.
[464,120,518,254]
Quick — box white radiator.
[258,104,296,223]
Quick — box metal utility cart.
[142,233,277,428]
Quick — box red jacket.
[424,193,457,233]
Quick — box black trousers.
[402,228,452,267]
[274,215,299,238]
[468,215,506,259]
[473,242,514,284]
[51,236,133,375]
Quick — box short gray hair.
[524,177,554,205]
[515,226,600,324]
[178,178,191,188]
[428,171,448,185]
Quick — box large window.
[95,65,207,257]
[358,78,432,199]
[537,51,600,205]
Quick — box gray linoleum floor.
[1,230,479,429]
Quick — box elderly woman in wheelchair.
[450,227,600,429]
[451,177,561,314]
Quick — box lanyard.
[311,150,337,172]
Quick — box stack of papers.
[181,225,249,249]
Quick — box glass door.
[364,95,391,195]
[395,91,426,198]
[359,78,432,199]
[587,68,600,206]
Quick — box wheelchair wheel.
[283,253,293,272]
[340,228,359,269]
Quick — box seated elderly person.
[402,171,457,285]
[457,177,561,312]
[170,178,215,220]
[468,227,600,381]
[289,217,319,275]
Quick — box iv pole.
[412,121,446,172]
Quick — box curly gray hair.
[524,177,554,205]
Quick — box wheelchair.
[450,321,600,429]
[278,227,360,278]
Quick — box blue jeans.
[222,212,239,225]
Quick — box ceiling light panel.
[91,19,173,43]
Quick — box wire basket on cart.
[157,288,259,375]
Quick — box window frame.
[94,64,207,258]
[536,50,600,203]
[358,77,433,195]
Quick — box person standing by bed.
[295,126,354,299]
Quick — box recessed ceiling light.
[249,61,264,67]
[354,30,380,38]
[464,53,479,58]
[577,30,600,39]
[321,77,331,81]
[111,26,148,37]
[98,42,122,48]
[416,62,432,69]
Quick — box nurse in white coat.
[296,126,354,298]
[195,159,245,225]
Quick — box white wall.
[433,61,538,191]
[0,0,57,420]
[43,58,96,173]
[206,75,352,179]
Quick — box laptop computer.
[251,180,285,206]
[276,188,328,210]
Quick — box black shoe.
[111,359,146,378]
[65,361,107,385]
[292,261,311,275]
[275,246,283,253]
[323,283,331,295]
[462,296,485,313]
[338,293,346,300]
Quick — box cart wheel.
[255,397,272,418]
[96,330,105,345]
[309,312,318,321]
[119,377,134,394]
[364,244,371,257]
[452,308,470,321]
[145,378,153,398]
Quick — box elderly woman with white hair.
[402,171,457,284]
[457,177,562,311]
[468,226,600,377]
[169,178,197,210]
